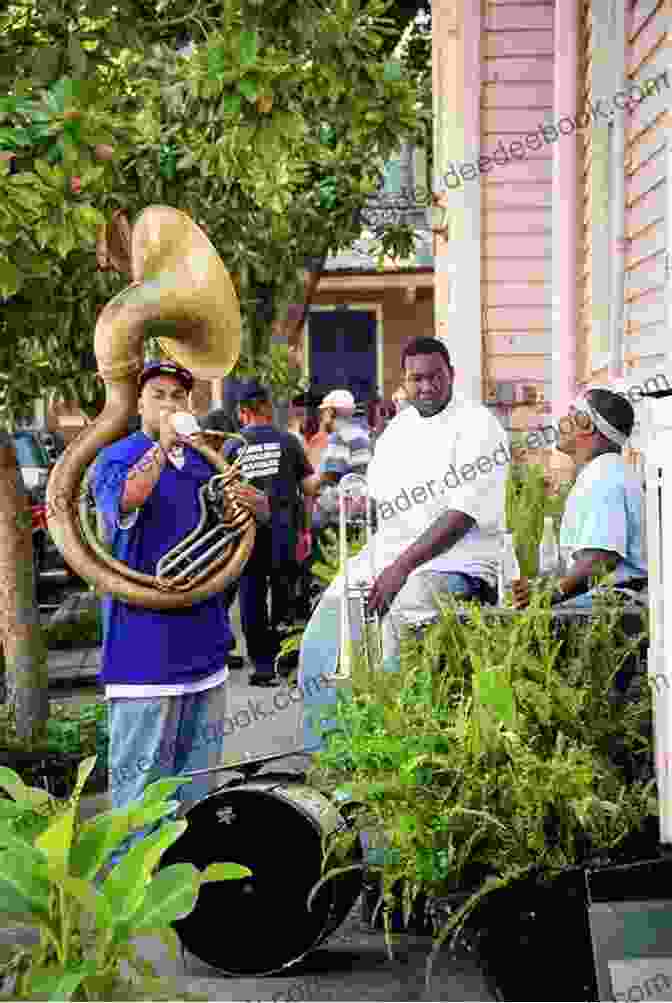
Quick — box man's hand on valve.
[229,482,271,523]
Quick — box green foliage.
[0,67,137,419]
[312,589,654,956]
[0,701,104,794]
[233,342,307,403]
[0,757,251,1001]
[0,0,423,420]
[505,463,573,578]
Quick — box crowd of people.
[91,337,648,861]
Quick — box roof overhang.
[316,268,434,300]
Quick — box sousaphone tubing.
[46,205,256,608]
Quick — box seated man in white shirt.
[512,387,647,610]
[297,337,508,753]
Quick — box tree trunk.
[0,429,48,741]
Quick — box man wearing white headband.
[513,387,647,609]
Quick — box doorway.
[306,306,381,404]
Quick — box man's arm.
[396,510,476,577]
[121,409,188,512]
[553,549,619,601]
[366,408,506,616]
[367,509,475,615]
[512,549,620,608]
[120,442,168,513]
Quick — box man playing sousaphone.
[47,205,268,862]
[297,336,508,753]
[93,360,270,833]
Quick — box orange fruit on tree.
[94,144,115,162]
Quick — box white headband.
[570,394,628,447]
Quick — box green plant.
[0,756,251,1001]
[311,586,654,967]
[505,463,573,577]
[311,525,366,587]
[0,701,105,765]
[234,342,307,404]
[0,0,423,748]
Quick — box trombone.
[326,473,383,683]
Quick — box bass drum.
[159,773,363,975]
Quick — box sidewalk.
[2,904,493,1002]
[41,662,495,1001]
[40,599,495,1000]
[131,908,494,1001]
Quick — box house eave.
[316,266,434,295]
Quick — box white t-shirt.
[326,392,508,595]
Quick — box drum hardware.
[215,806,236,825]
[160,747,363,975]
[327,473,382,683]
[180,746,315,782]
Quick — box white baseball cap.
[318,389,355,410]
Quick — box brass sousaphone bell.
[46,206,256,608]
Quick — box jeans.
[296,570,489,753]
[107,682,229,863]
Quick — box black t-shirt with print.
[223,424,313,562]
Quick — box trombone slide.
[326,474,383,683]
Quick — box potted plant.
[0,756,251,1000]
[309,587,656,1001]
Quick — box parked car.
[11,430,71,583]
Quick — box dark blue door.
[308,309,377,403]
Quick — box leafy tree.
[1,0,424,411]
[0,0,424,736]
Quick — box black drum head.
[159,784,362,975]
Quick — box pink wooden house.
[432,0,669,461]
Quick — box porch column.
[432,0,482,401]
[551,0,578,416]
[607,1,626,383]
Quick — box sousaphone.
[46,205,256,608]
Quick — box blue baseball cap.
[237,380,270,405]
[138,360,194,394]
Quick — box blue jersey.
[93,432,234,687]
